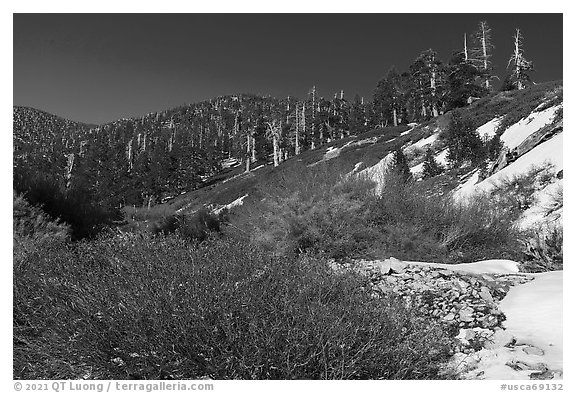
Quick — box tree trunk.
[301,103,306,150]
[272,134,279,167]
[431,69,439,117]
[393,107,398,127]
[295,103,301,155]
[464,33,468,62]
[251,134,256,163]
[245,133,251,172]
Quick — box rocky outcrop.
[488,119,563,177]
[330,258,534,355]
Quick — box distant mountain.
[13,91,371,208]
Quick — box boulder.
[479,286,495,304]
[522,345,545,356]
[387,257,408,273]
[443,313,456,321]
[459,307,475,322]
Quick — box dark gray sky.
[13,13,562,125]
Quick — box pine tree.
[408,49,445,121]
[390,148,412,182]
[507,28,534,90]
[372,67,404,127]
[422,148,444,179]
[445,51,489,110]
[445,111,484,167]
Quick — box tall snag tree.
[507,28,534,90]
[470,21,495,90]
[266,118,283,167]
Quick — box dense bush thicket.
[13,172,122,240]
[231,163,380,259]
[152,208,222,242]
[489,163,563,272]
[14,234,456,380]
[13,192,70,242]
[232,163,524,263]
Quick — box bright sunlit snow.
[454,132,563,201]
[516,179,563,231]
[411,132,439,149]
[500,105,561,150]
[357,152,394,193]
[461,271,563,379]
[476,117,502,139]
[475,133,563,194]
[406,259,520,274]
[213,194,248,214]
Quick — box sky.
[13,13,563,125]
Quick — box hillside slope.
[155,81,562,230]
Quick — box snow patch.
[400,125,418,136]
[500,105,561,150]
[221,158,240,169]
[324,146,341,160]
[476,133,563,195]
[476,117,502,139]
[410,148,449,176]
[409,161,424,175]
[516,179,563,231]
[436,148,449,166]
[454,132,563,201]
[463,271,563,379]
[406,259,520,274]
[412,132,439,149]
[453,171,481,201]
[213,194,248,214]
[356,152,395,194]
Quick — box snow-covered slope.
[500,105,561,150]
[476,117,502,139]
[516,179,563,231]
[455,133,563,200]
[456,270,563,379]
[356,152,394,193]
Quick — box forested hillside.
[14,22,537,213]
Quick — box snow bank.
[454,132,563,201]
[400,124,418,136]
[476,133,563,195]
[356,152,394,193]
[406,259,520,274]
[412,132,439,149]
[213,194,248,214]
[500,271,563,369]
[410,148,449,176]
[436,148,449,166]
[500,105,561,150]
[324,146,341,160]
[310,138,378,167]
[463,271,563,379]
[409,161,424,175]
[516,179,563,231]
[476,117,502,139]
[453,171,481,201]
